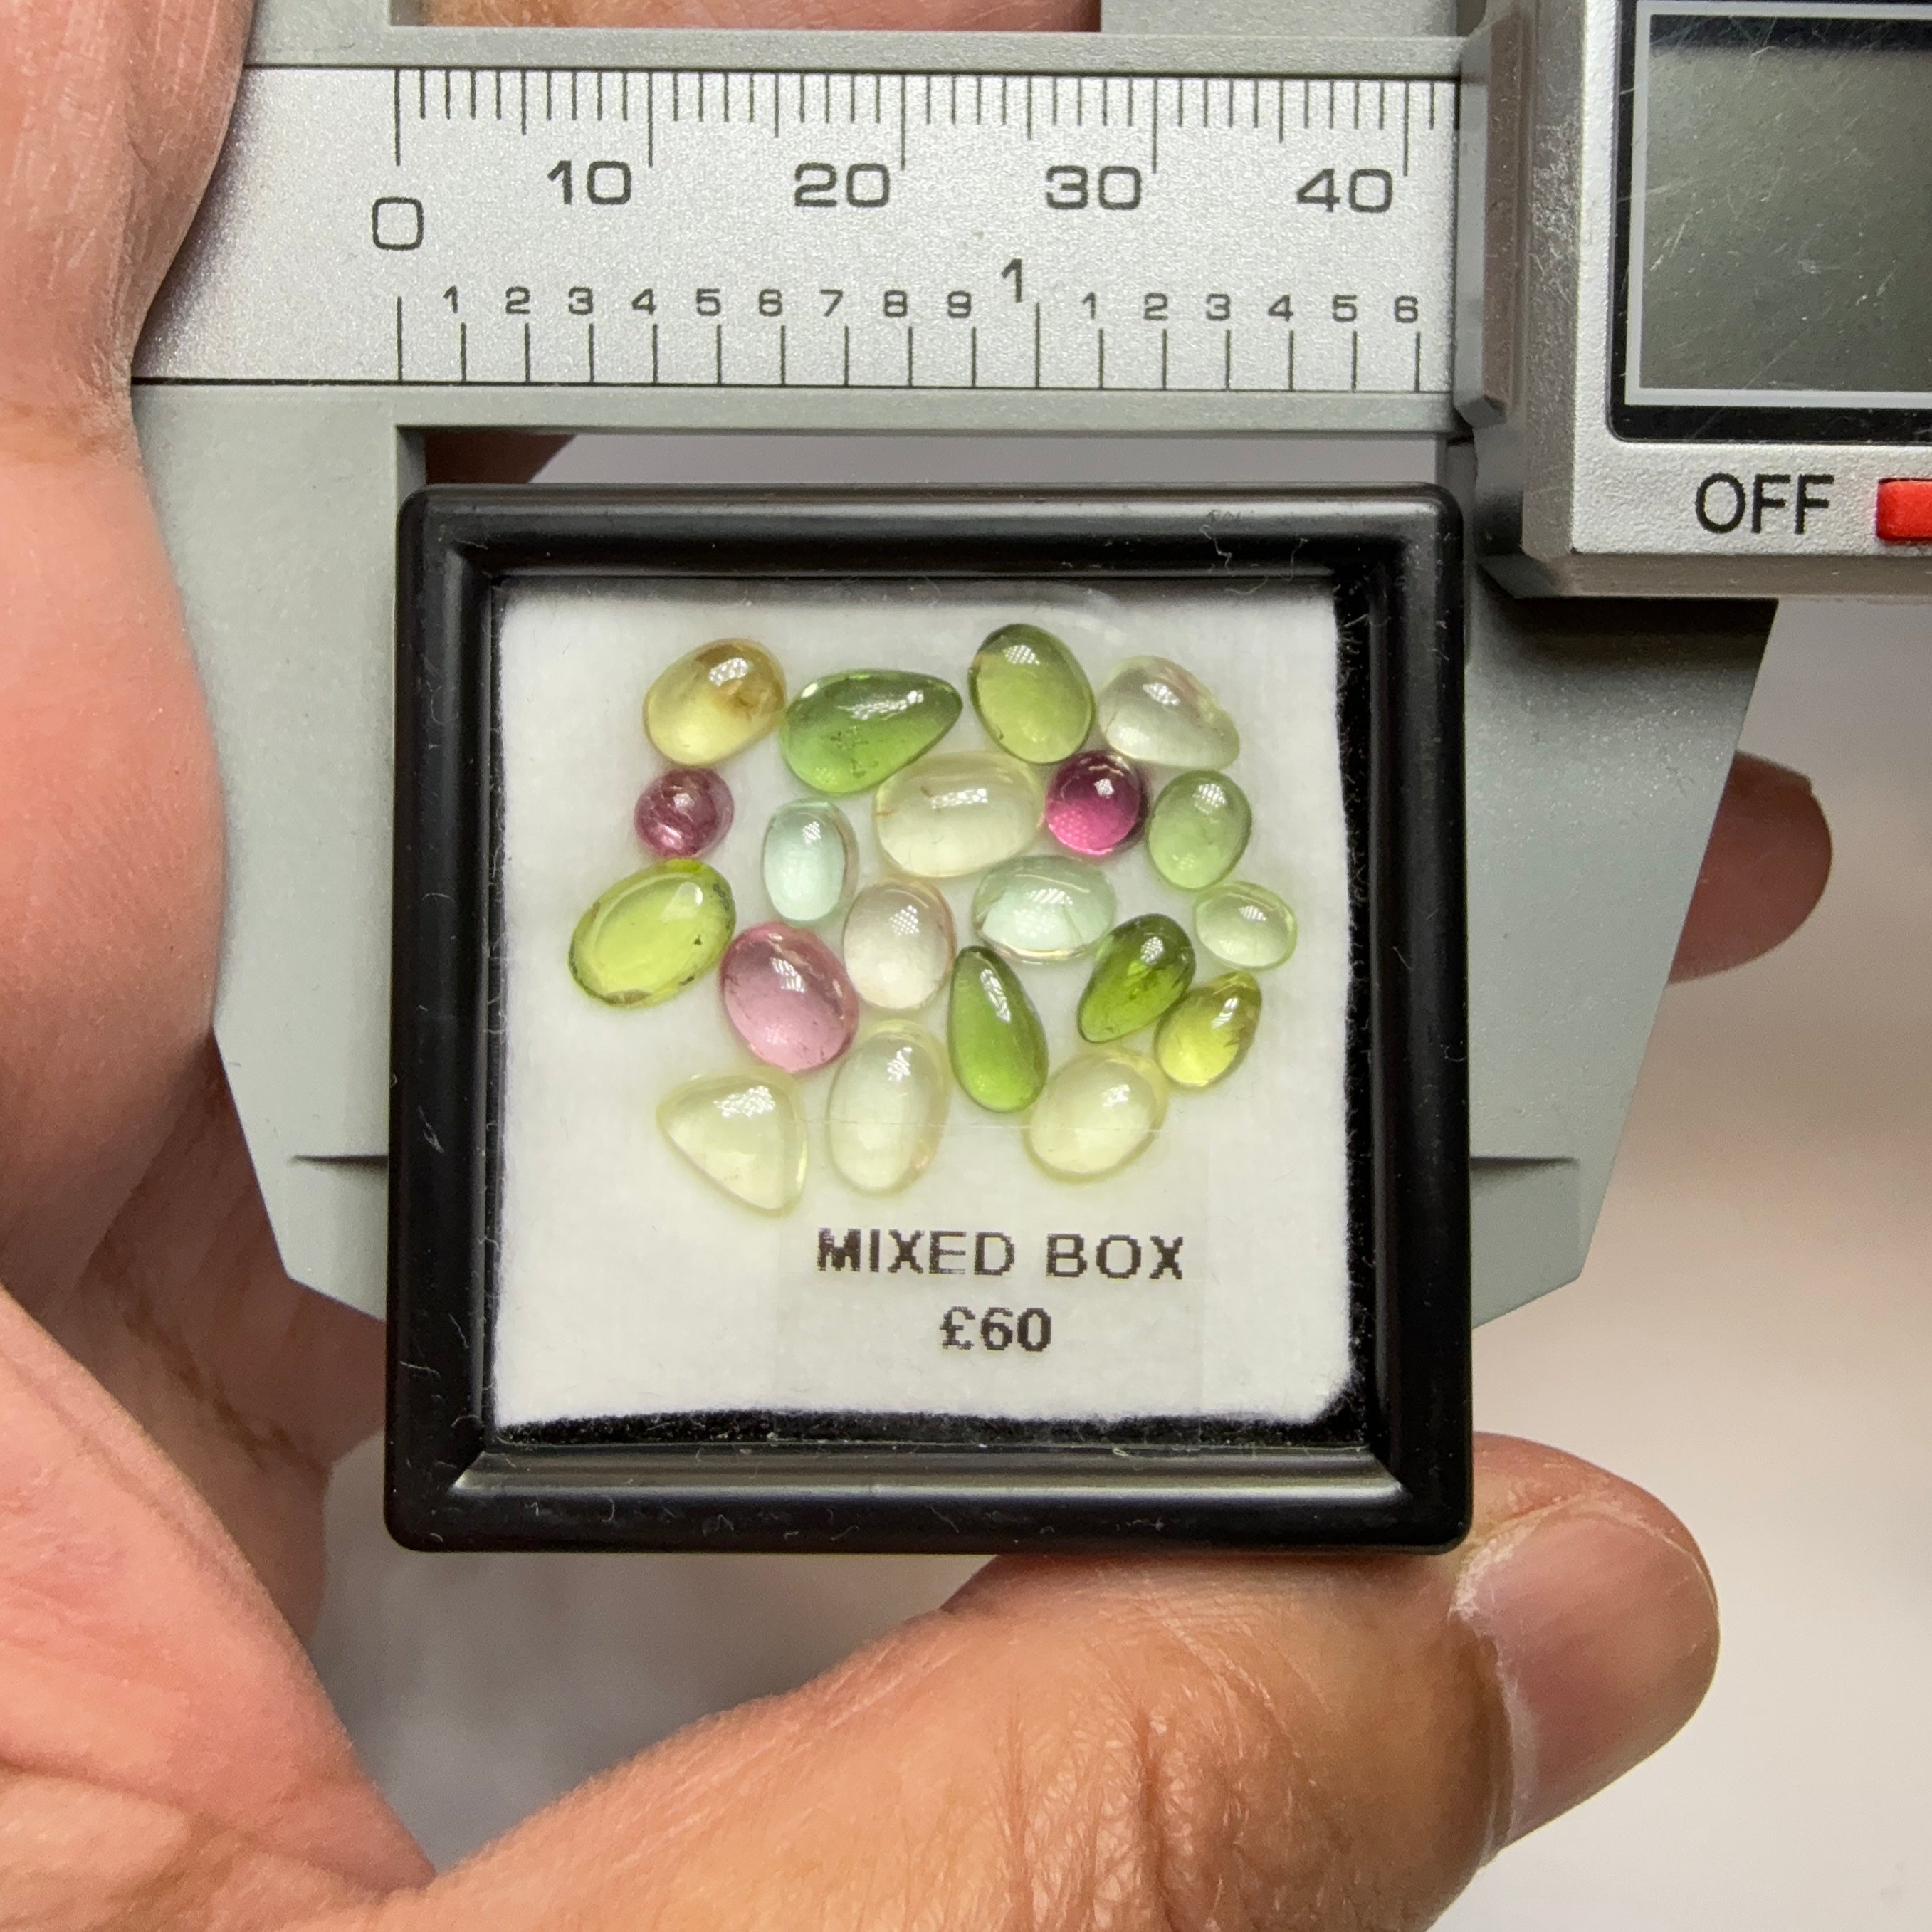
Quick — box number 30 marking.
[1045,164,1143,211]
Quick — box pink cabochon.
[1044,749,1149,859]
[634,766,735,860]
[720,923,862,1073]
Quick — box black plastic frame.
[388,488,1469,1553]
[1610,0,1932,447]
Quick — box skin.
[0,1,1832,1926]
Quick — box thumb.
[390,1437,1716,1931]
[0,0,243,1306]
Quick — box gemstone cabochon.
[949,946,1051,1114]
[762,799,859,924]
[1155,972,1264,1090]
[1147,770,1254,891]
[569,861,736,1008]
[644,639,786,767]
[972,854,1117,964]
[720,923,862,1073]
[1078,914,1198,1044]
[634,766,735,861]
[1044,749,1149,859]
[969,623,1096,765]
[1195,880,1299,972]
[567,611,1308,1214]
[873,750,1046,879]
[1027,1048,1170,1181]
[1097,656,1241,770]
[842,878,957,1012]
[780,669,963,795]
[658,1070,808,1213]
[826,1024,952,1195]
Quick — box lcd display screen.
[1627,4,1932,408]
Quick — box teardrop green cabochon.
[779,669,963,794]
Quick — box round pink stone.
[1044,750,1148,859]
[720,923,861,1073]
[635,766,734,860]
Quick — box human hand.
[0,0,1829,1923]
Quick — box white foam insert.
[493,579,1351,1427]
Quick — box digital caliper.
[132,0,1932,1552]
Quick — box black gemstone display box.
[388,489,1469,1553]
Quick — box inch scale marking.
[140,67,1457,397]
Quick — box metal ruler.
[138,65,1458,400]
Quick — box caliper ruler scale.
[142,64,1459,413]
[134,0,1823,1350]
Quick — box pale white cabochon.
[493,579,1350,1427]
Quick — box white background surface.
[313,439,1931,1921]
[495,579,1353,1426]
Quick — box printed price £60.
[940,1306,1054,1354]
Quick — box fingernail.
[1454,1509,1719,1843]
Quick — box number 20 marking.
[794,162,892,208]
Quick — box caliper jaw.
[132,0,1764,1333]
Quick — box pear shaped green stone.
[947,946,1049,1113]
[968,624,1096,765]
[1147,770,1253,891]
[1077,914,1195,1044]
[569,861,735,1007]
[779,670,963,795]
[1155,971,1262,1089]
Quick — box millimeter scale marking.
[138,66,1458,398]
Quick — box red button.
[1876,479,1932,542]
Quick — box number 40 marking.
[1296,167,1395,214]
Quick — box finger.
[0,1,367,1627]
[0,1,249,1305]
[40,1044,387,1638]
[393,1438,1716,1930]
[1,0,251,432]
[1671,752,1832,981]
[0,1283,427,1916]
